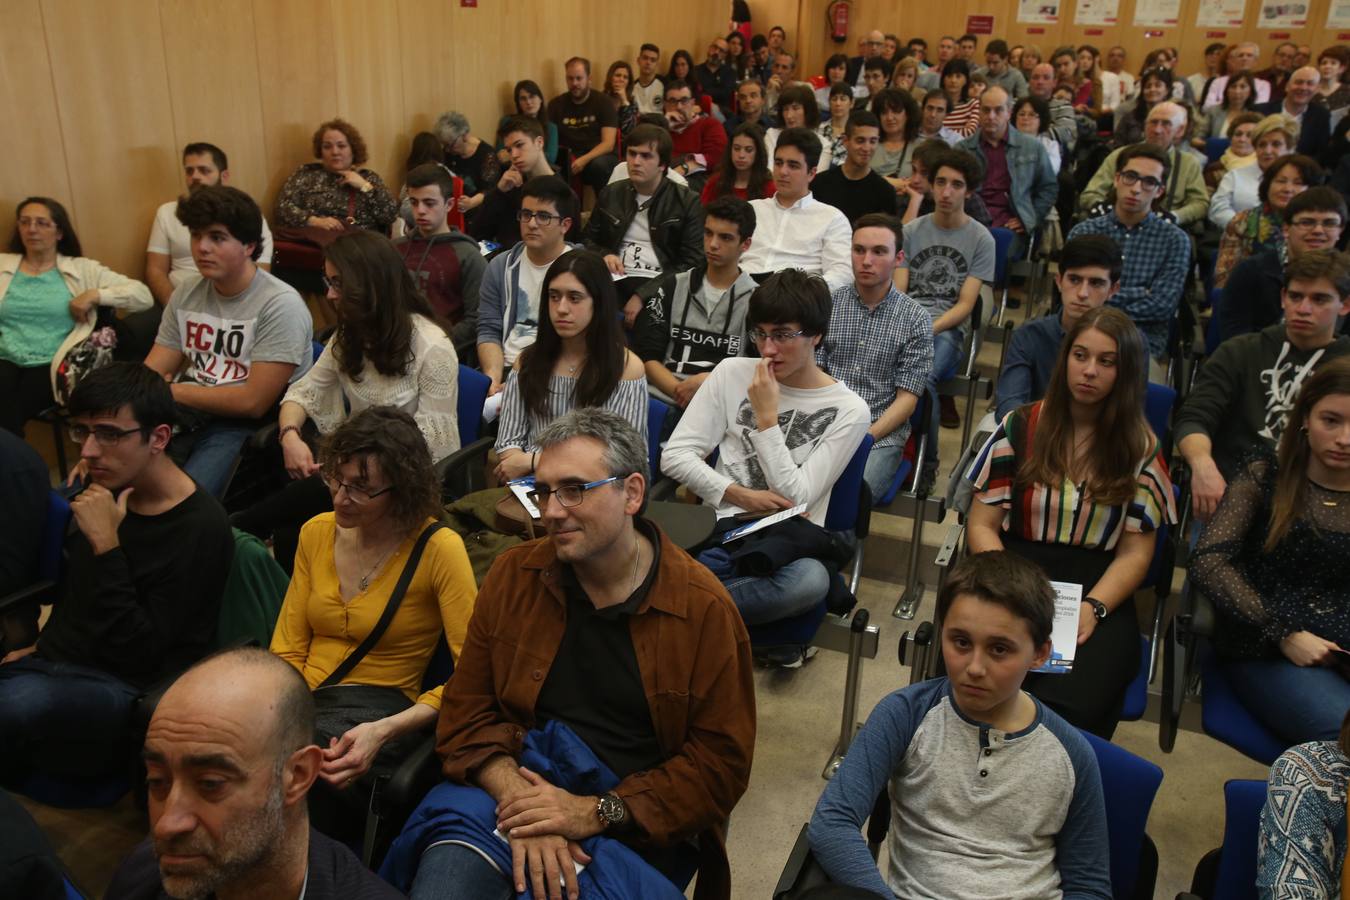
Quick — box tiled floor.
[20,285,1275,899]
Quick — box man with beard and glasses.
[106,647,401,899]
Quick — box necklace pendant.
[359,575,369,590]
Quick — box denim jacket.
[957,128,1059,232]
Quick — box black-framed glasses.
[68,424,144,446]
[1117,170,1164,191]
[749,328,807,344]
[322,474,394,503]
[322,274,343,293]
[526,476,621,509]
[516,209,561,226]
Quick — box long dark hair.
[9,197,82,257]
[324,231,444,380]
[1224,71,1259,111]
[1132,67,1174,125]
[1266,358,1350,550]
[710,123,771,200]
[668,50,697,88]
[405,132,446,171]
[942,59,973,104]
[1018,307,1152,506]
[518,250,626,419]
[513,80,551,129]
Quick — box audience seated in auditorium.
[494,250,647,484]
[807,551,1112,898]
[270,407,476,845]
[1068,144,1192,374]
[983,39,1029,100]
[1177,251,1350,523]
[1193,71,1260,146]
[0,196,151,435]
[1209,113,1299,231]
[274,119,397,234]
[105,648,403,900]
[581,123,704,327]
[392,133,458,241]
[811,112,899,224]
[869,89,922,192]
[694,36,737,117]
[145,186,313,497]
[391,408,754,900]
[818,214,934,499]
[1202,43,1273,108]
[476,176,579,397]
[1220,188,1347,343]
[394,164,484,354]
[968,308,1177,738]
[1079,103,1210,230]
[1257,41,1300,103]
[470,116,563,251]
[633,196,758,408]
[701,123,776,204]
[0,363,232,781]
[1214,153,1320,289]
[739,128,852,291]
[896,147,996,428]
[959,86,1058,256]
[1192,358,1350,745]
[634,43,665,115]
[1114,67,1176,146]
[232,230,460,572]
[435,111,502,217]
[1257,707,1350,897]
[663,79,728,185]
[815,53,851,113]
[997,235,1136,420]
[1252,67,1328,155]
[661,270,869,644]
[724,79,775,135]
[501,80,560,166]
[548,57,620,194]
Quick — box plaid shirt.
[1068,211,1191,360]
[817,284,934,449]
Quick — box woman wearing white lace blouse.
[234,230,458,571]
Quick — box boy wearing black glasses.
[0,362,231,782]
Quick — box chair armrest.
[436,436,495,502]
[648,476,680,502]
[250,422,279,451]
[772,822,830,899]
[375,735,442,821]
[0,579,57,615]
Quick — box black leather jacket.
[582,176,705,275]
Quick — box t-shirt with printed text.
[900,214,996,332]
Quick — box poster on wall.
[1195,0,1246,27]
[1133,0,1180,26]
[1329,0,1350,27]
[1257,0,1308,26]
[1018,0,1060,24]
[1074,0,1120,26]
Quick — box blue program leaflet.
[720,504,809,543]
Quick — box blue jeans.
[411,842,513,900]
[863,442,904,503]
[1221,657,1350,744]
[929,329,964,390]
[181,423,255,498]
[723,557,830,625]
[0,655,140,775]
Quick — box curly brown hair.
[319,407,441,532]
[311,118,369,167]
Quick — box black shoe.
[940,395,960,429]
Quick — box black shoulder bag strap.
[318,522,446,689]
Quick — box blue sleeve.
[1040,716,1113,900]
[807,680,945,897]
[996,326,1037,421]
[476,254,507,346]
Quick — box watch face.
[599,794,625,824]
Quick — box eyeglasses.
[322,474,394,503]
[69,424,143,446]
[749,328,807,344]
[322,274,343,293]
[516,209,562,226]
[1289,217,1343,230]
[1117,170,1164,191]
[526,476,621,509]
[663,96,694,107]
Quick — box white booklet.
[1034,580,1082,675]
[720,504,809,543]
[506,476,541,519]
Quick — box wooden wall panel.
[41,0,179,272]
[157,0,269,204]
[332,0,408,196]
[0,0,72,238]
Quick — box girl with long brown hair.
[1192,357,1350,744]
[967,307,1177,737]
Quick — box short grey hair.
[434,111,471,146]
[535,408,650,494]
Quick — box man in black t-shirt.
[0,363,232,779]
[810,111,898,224]
[547,56,620,193]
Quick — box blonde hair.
[1253,113,1300,146]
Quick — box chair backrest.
[1081,729,1164,900]
[989,227,1015,288]
[39,491,72,584]
[1143,382,1176,450]
[823,434,875,532]
[1204,137,1231,165]
[420,636,456,692]
[1212,779,1266,900]
[647,397,670,479]
[1206,286,1224,356]
[457,365,491,446]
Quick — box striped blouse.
[495,369,649,454]
[967,403,1176,551]
[943,99,982,138]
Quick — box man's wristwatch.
[1084,597,1108,622]
[596,792,627,830]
